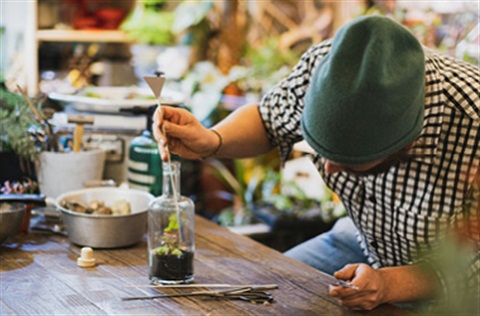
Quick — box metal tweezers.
[121,286,275,304]
[319,278,359,290]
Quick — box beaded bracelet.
[201,129,223,160]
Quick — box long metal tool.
[144,75,184,243]
[125,283,279,289]
[121,286,275,304]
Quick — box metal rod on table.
[125,284,278,289]
[121,286,276,303]
[319,278,359,290]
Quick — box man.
[153,15,479,310]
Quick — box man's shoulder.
[424,48,479,76]
[310,38,334,51]
[302,39,334,59]
[424,48,480,122]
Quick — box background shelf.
[36,30,130,43]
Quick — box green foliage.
[261,170,315,214]
[215,206,254,227]
[416,236,479,315]
[120,3,175,45]
[208,157,269,227]
[208,159,247,204]
[154,213,182,256]
[164,213,179,232]
[172,0,214,34]
[143,0,168,6]
[210,155,346,226]
[154,232,182,256]
[0,85,40,161]
[239,37,300,93]
[245,37,299,76]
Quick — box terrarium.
[147,161,195,284]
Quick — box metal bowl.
[56,188,154,248]
[0,203,26,245]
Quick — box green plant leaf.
[120,5,175,45]
[165,213,179,232]
[154,245,169,256]
[171,248,182,256]
[208,159,244,201]
[0,85,40,160]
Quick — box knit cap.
[301,15,425,165]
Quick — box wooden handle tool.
[67,115,94,152]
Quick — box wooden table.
[1,215,410,315]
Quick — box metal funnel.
[144,76,166,102]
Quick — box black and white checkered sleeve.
[258,41,332,163]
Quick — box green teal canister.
[127,130,163,196]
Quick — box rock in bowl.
[0,203,26,245]
[56,188,154,248]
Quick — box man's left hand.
[329,260,440,310]
[329,263,390,310]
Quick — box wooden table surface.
[1,215,411,315]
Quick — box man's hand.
[329,263,440,310]
[152,106,219,161]
[329,263,389,310]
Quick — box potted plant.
[0,83,42,182]
[208,156,346,251]
[1,84,107,198]
[207,157,268,227]
[120,0,218,81]
[251,168,345,248]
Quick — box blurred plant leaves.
[172,0,214,34]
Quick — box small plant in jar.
[148,161,195,284]
[152,213,182,256]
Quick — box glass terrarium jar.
[147,161,195,284]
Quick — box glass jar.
[147,161,195,284]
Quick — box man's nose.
[325,160,345,175]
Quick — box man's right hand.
[152,106,220,161]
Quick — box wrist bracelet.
[201,129,223,160]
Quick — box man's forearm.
[212,104,274,158]
[379,263,440,303]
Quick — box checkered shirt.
[258,40,480,297]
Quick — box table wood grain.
[1,215,411,315]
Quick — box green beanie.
[301,15,425,165]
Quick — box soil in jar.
[150,250,194,282]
